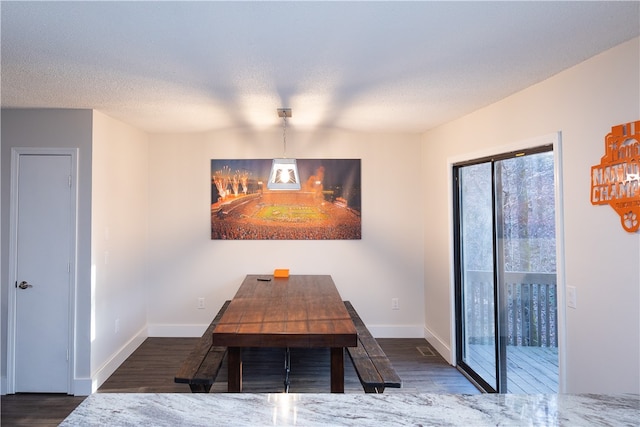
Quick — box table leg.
[330,347,345,393]
[228,347,242,392]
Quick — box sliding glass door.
[454,146,558,393]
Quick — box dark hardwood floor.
[0,393,85,426]
[1,338,478,426]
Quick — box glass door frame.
[452,143,559,393]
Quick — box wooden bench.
[174,300,230,392]
[344,301,402,393]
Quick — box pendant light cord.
[282,114,288,158]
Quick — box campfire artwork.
[211,159,361,240]
[590,121,640,232]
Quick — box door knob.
[18,281,33,290]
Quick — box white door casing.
[7,148,78,394]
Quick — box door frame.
[447,132,567,393]
[6,147,79,394]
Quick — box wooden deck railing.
[465,271,558,348]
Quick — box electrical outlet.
[198,298,205,309]
[391,298,399,310]
[115,318,120,334]
[567,286,577,309]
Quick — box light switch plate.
[567,286,577,309]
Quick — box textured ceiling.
[1,1,639,134]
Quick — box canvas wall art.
[211,159,361,240]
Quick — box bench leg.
[330,347,345,393]
[189,384,212,393]
[227,347,242,392]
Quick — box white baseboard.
[147,324,208,337]
[91,326,148,392]
[424,325,453,365]
[362,324,424,338]
[73,377,93,396]
[147,323,424,339]
[1,375,6,395]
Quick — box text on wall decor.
[591,120,640,232]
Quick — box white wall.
[1,109,93,394]
[146,128,425,338]
[422,37,640,393]
[90,111,150,390]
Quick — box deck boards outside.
[466,344,558,393]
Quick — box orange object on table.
[273,269,289,278]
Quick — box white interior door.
[11,152,74,393]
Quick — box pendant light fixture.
[267,108,301,190]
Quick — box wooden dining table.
[212,274,357,393]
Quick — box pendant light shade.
[268,158,300,190]
[268,108,301,190]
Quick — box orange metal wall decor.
[590,121,640,233]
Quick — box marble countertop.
[60,392,639,426]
